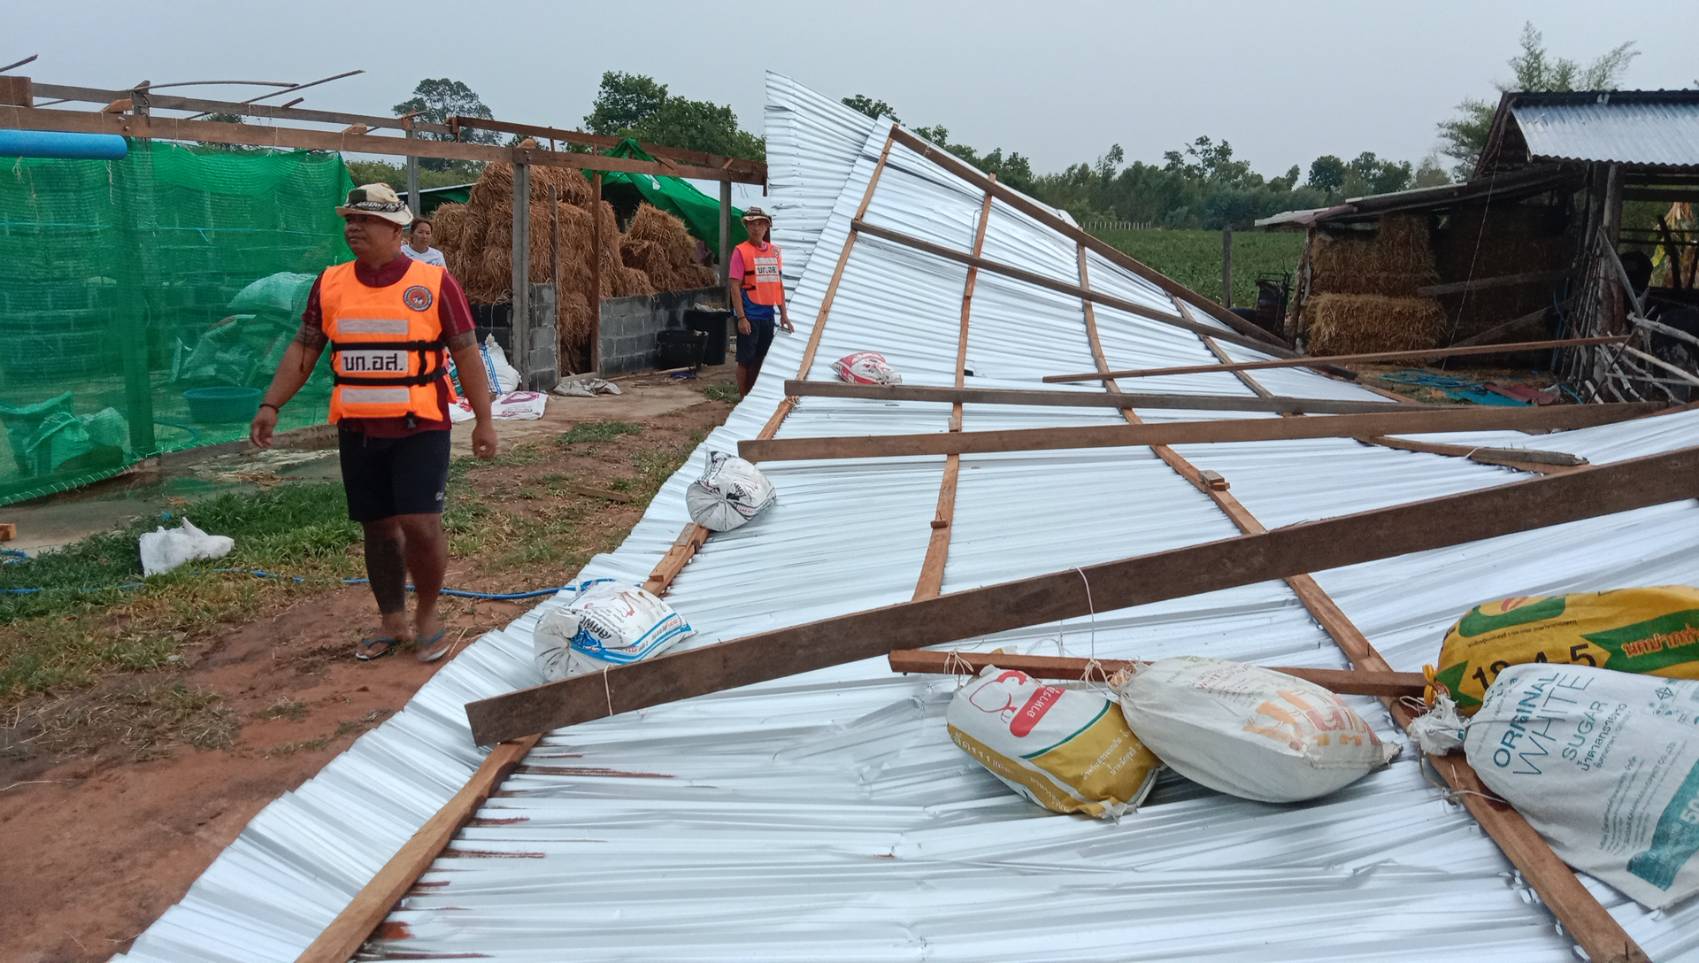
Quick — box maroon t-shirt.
[301,254,476,437]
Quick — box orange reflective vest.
[735,241,784,306]
[320,259,449,423]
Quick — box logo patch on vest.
[402,285,434,311]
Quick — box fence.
[0,138,354,505]
[1081,219,1153,233]
[1558,228,1699,403]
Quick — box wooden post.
[405,129,420,217]
[591,171,603,375]
[0,75,30,107]
[718,179,732,289]
[1221,226,1233,308]
[510,159,530,381]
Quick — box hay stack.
[1307,214,1439,297]
[1432,202,1570,342]
[1305,293,1445,355]
[622,204,716,292]
[1298,214,1447,352]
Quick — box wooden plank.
[643,130,898,598]
[0,105,757,182]
[297,735,541,963]
[853,218,1285,356]
[0,75,32,107]
[465,442,1699,745]
[737,402,1660,463]
[780,380,1427,415]
[1044,336,1630,383]
[886,649,1426,697]
[1450,308,1552,348]
[30,80,451,134]
[450,114,764,180]
[1623,345,1699,389]
[1220,227,1232,307]
[590,172,602,374]
[914,181,994,601]
[1367,435,1586,474]
[885,127,1293,353]
[1416,269,1570,297]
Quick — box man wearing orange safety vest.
[727,207,792,397]
[250,184,498,663]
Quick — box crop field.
[1092,228,1305,309]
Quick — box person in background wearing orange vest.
[727,207,792,397]
[249,184,498,663]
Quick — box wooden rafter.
[886,650,1426,698]
[736,402,1660,463]
[1044,336,1630,383]
[913,179,994,601]
[781,379,1437,415]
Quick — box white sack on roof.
[831,351,902,385]
[946,665,1160,819]
[685,451,776,532]
[1119,657,1400,803]
[1467,663,1699,910]
[533,579,694,681]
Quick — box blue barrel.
[0,130,128,160]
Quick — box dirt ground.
[0,367,737,963]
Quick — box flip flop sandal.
[414,628,452,664]
[355,636,400,661]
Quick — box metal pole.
[719,179,732,289]
[511,160,530,383]
[405,129,420,217]
[1221,226,1233,308]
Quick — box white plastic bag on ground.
[831,351,902,385]
[138,517,234,577]
[532,579,695,681]
[1466,664,1699,909]
[449,390,548,423]
[482,336,522,393]
[946,665,1161,819]
[1119,657,1400,803]
[686,451,776,532]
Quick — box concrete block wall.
[598,287,728,376]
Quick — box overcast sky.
[12,0,1697,175]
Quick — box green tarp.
[0,139,354,505]
[600,139,747,254]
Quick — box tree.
[842,95,901,123]
[1413,155,1451,188]
[584,71,764,159]
[583,71,670,134]
[1437,22,1638,177]
[393,78,500,173]
[1307,155,1347,193]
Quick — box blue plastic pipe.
[0,129,128,160]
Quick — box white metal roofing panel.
[1514,98,1699,168]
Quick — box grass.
[1092,228,1305,310]
[703,383,740,404]
[8,680,238,760]
[0,482,363,699]
[558,421,643,446]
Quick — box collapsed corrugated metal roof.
[117,74,1699,963]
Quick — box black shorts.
[338,428,452,523]
[736,316,776,365]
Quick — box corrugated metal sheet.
[116,74,1699,963]
[1514,98,1699,168]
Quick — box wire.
[0,566,570,601]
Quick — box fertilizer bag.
[1466,664,1699,910]
[1432,586,1699,715]
[1119,657,1400,803]
[686,451,776,532]
[946,665,1160,819]
[831,351,902,385]
[533,579,694,681]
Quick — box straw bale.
[432,203,469,249]
[1308,214,1439,298]
[1303,293,1445,355]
